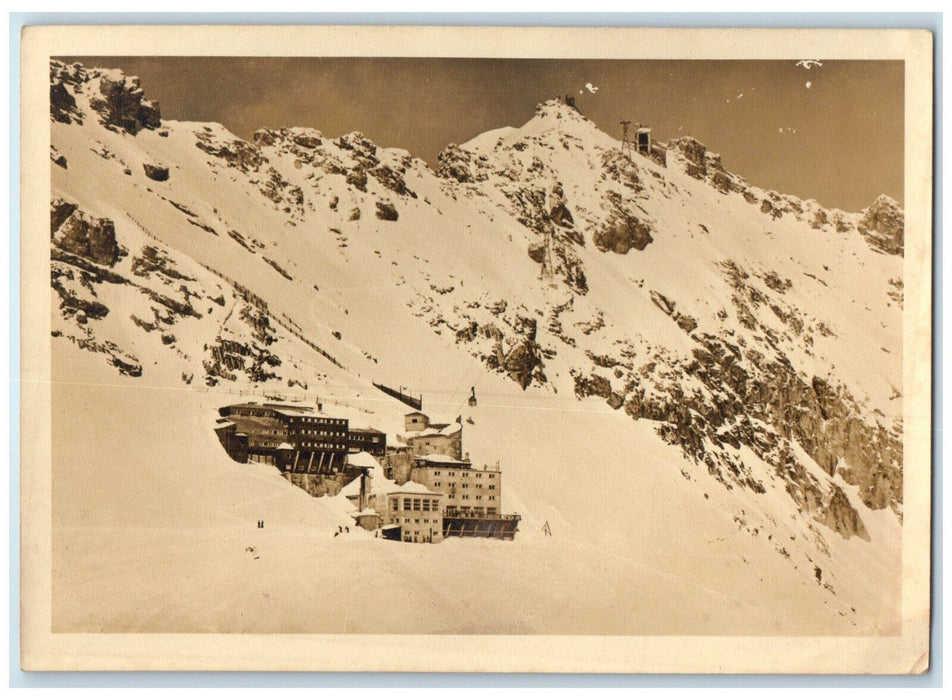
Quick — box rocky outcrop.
[593,192,654,254]
[49,61,85,124]
[52,206,119,267]
[197,130,267,173]
[669,136,707,179]
[50,199,79,235]
[501,339,544,390]
[143,163,170,181]
[87,71,161,135]
[375,201,399,221]
[858,194,904,255]
[436,144,490,183]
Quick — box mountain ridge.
[48,60,905,633]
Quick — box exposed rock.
[89,72,161,134]
[348,207,361,221]
[502,339,543,390]
[573,371,612,400]
[436,144,489,183]
[375,201,399,221]
[593,192,654,253]
[527,241,547,264]
[649,290,676,315]
[54,209,119,267]
[817,484,870,540]
[858,194,904,255]
[50,199,79,235]
[50,148,68,169]
[50,81,79,124]
[195,131,267,173]
[346,168,368,191]
[292,133,322,149]
[675,313,698,333]
[669,136,707,179]
[143,163,169,181]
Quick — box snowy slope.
[48,61,904,634]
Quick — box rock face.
[90,72,161,135]
[593,209,654,253]
[375,201,399,221]
[50,199,79,235]
[858,194,904,255]
[52,205,119,267]
[670,136,708,179]
[143,163,170,181]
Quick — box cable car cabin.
[635,127,651,155]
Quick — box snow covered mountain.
[48,60,905,634]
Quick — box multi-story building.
[409,454,502,515]
[409,454,519,539]
[346,427,387,457]
[383,483,444,543]
[400,412,463,460]
[217,402,375,474]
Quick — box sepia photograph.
[19,24,933,673]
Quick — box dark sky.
[58,56,904,211]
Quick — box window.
[412,498,421,511]
[403,498,411,510]
[489,485,496,490]
[489,474,496,479]
[476,495,482,500]
[462,483,468,489]
[434,481,441,488]
[390,498,398,512]
[489,496,496,500]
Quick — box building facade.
[400,412,463,460]
[347,427,387,457]
[217,402,382,474]
[384,486,444,543]
[409,455,502,516]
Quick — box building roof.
[268,405,318,418]
[349,426,386,435]
[276,442,295,451]
[347,451,381,469]
[386,481,443,497]
[404,411,428,418]
[415,453,471,466]
[406,422,462,439]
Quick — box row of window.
[460,495,496,501]
[294,417,346,426]
[391,497,440,512]
[432,481,495,490]
[431,470,496,479]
